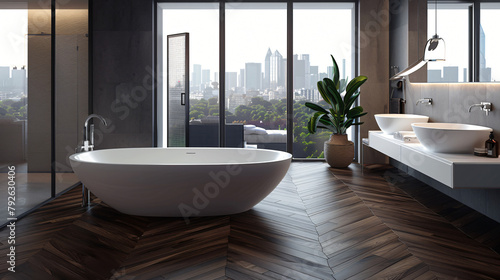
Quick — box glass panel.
[480,3,500,82]
[167,34,189,147]
[427,3,470,83]
[226,3,287,150]
[55,1,89,193]
[293,3,355,158]
[162,3,219,147]
[0,2,52,222]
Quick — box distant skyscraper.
[0,66,9,88]
[301,54,310,89]
[480,25,486,70]
[319,72,328,82]
[443,66,458,83]
[293,55,305,89]
[479,25,492,82]
[342,59,346,79]
[270,50,284,89]
[327,66,334,79]
[225,72,237,91]
[310,66,318,89]
[264,48,272,90]
[11,67,26,92]
[192,64,202,90]
[245,63,261,91]
[428,69,442,82]
[239,69,245,88]
[282,58,287,88]
[202,69,210,85]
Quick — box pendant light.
[391,0,446,80]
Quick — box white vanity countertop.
[368,131,500,188]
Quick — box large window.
[225,3,287,152]
[427,3,470,83]
[158,1,357,158]
[293,3,355,158]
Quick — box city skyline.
[189,49,348,93]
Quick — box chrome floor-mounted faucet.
[78,114,108,152]
[78,114,108,206]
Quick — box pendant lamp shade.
[424,34,446,61]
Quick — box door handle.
[181,92,186,105]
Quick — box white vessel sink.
[374,114,429,134]
[412,123,492,153]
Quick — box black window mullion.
[286,0,293,155]
[473,0,480,82]
[219,0,226,147]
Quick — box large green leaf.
[330,55,340,88]
[345,75,367,100]
[308,111,325,133]
[305,102,329,114]
[346,106,364,118]
[344,91,360,111]
[323,78,344,113]
[317,80,334,106]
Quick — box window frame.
[155,0,359,160]
[433,0,499,82]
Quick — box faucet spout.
[82,114,108,152]
[468,102,492,115]
[468,104,481,112]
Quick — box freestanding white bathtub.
[69,148,291,220]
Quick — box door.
[167,33,189,147]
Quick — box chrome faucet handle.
[416,98,432,105]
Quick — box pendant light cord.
[435,0,438,35]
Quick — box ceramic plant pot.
[324,134,354,168]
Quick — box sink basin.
[412,123,492,153]
[374,114,429,134]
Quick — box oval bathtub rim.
[69,147,292,166]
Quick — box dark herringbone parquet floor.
[1,163,500,279]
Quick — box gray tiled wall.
[92,0,154,149]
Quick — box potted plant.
[305,55,368,168]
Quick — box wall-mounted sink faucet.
[416,98,432,105]
[468,102,492,116]
[78,114,108,152]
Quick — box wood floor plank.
[1,162,499,279]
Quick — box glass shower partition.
[54,0,89,194]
